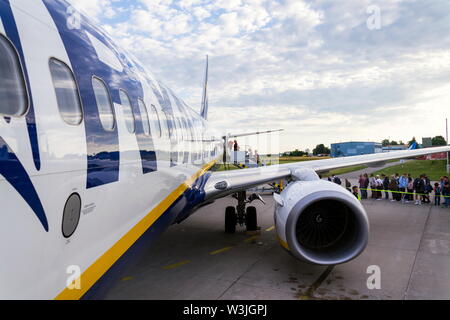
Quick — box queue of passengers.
[354,173,450,207]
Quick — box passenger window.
[119,90,135,134]
[49,58,83,125]
[138,99,150,136]
[92,77,115,131]
[0,35,28,117]
[149,105,162,138]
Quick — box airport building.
[331,141,382,158]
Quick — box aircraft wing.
[205,146,450,201]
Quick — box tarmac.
[104,165,450,300]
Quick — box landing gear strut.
[225,191,265,234]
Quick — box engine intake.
[274,180,369,266]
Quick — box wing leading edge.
[204,146,450,201]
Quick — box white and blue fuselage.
[0,0,222,299]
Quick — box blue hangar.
[331,142,383,158]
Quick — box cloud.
[74,0,450,152]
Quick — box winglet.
[409,142,418,150]
[200,55,209,120]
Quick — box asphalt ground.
[104,181,450,300]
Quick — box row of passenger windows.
[0,34,202,142]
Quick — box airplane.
[1,0,450,300]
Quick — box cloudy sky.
[68,0,450,152]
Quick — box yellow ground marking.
[265,226,275,232]
[55,159,218,300]
[163,260,191,270]
[121,277,134,282]
[245,235,260,243]
[210,246,234,256]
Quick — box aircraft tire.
[246,206,258,231]
[225,207,237,234]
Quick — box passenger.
[382,174,390,200]
[424,179,432,204]
[233,140,239,164]
[227,140,234,151]
[407,177,414,202]
[376,175,384,200]
[332,175,342,186]
[434,183,442,206]
[369,174,377,199]
[255,150,260,165]
[352,186,360,199]
[413,175,425,205]
[359,174,369,199]
[443,182,450,208]
[345,179,352,192]
[398,173,408,203]
[389,175,399,202]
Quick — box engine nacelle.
[274,179,369,266]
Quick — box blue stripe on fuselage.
[0,137,48,231]
[43,0,157,187]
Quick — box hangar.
[331,142,383,158]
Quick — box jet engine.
[274,169,369,266]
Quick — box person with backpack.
[413,175,425,205]
[375,175,383,200]
[359,173,369,199]
[369,174,377,199]
[443,182,450,208]
[389,175,399,201]
[407,177,414,202]
[332,175,342,186]
[382,174,390,200]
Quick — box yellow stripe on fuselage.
[55,160,217,300]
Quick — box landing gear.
[225,207,237,234]
[224,191,265,234]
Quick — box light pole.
[447,118,450,173]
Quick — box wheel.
[225,207,237,234]
[246,206,258,231]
